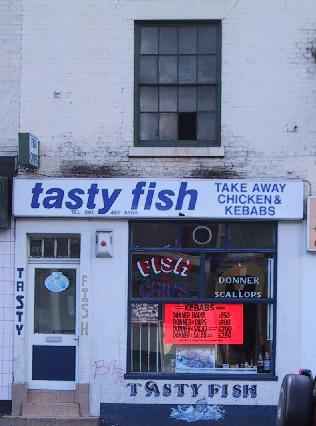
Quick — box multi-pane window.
[135,22,221,147]
[29,236,80,259]
[128,221,276,377]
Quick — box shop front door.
[27,265,79,390]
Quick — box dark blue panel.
[100,403,277,426]
[32,345,75,381]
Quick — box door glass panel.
[34,268,76,334]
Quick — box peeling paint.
[189,167,238,179]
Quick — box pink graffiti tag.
[93,360,124,383]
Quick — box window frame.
[134,20,222,148]
[126,220,278,381]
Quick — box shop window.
[135,21,221,147]
[29,235,80,259]
[128,221,276,377]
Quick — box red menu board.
[164,303,243,345]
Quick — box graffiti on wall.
[16,267,24,335]
[93,360,124,384]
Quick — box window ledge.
[129,146,225,158]
[124,373,278,381]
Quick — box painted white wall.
[14,218,312,415]
[15,0,316,188]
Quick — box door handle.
[73,337,79,341]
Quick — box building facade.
[2,0,316,425]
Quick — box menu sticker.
[164,303,243,345]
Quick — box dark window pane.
[179,27,197,53]
[70,238,80,258]
[229,223,275,249]
[43,238,55,257]
[132,223,177,247]
[140,87,158,112]
[159,27,177,53]
[181,223,225,248]
[179,56,196,83]
[141,27,158,54]
[179,112,196,140]
[159,56,177,83]
[159,86,177,112]
[198,26,217,53]
[179,87,196,112]
[159,113,177,140]
[131,253,200,298]
[30,238,42,257]
[34,269,76,334]
[140,56,157,83]
[206,253,274,300]
[140,113,158,140]
[198,86,216,111]
[198,56,216,83]
[197,112,215,140]
[56,238,68,257]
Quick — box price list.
[164,303,243,345]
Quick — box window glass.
[198,86,216,111]
[159,56,177,83]
[198,56,216,83]
[34,268,76,334]
[179,27,197,54]
[140,87,158,112]
[140,113,158,141]
[141,27,158,54]
[198,26,217,54]
[56,238,68,257]
[179,56,196,83]
[70,238,80,258]
[179,87,196,112]
[159,27,177,54]
[43,238,55,257]
[197,112,216,140]
[130,302,273,374]
[136,22,221,147]
[131,253,200,298]
[30,238,42,257]
[205,253,274,299]
[140,56,157,83]
[132,223,177,248]
[228,223,275,249]
[159,87,177,112]
[129,222,276,376]
[159,113,178,140]
[180,223,225,248]
[161,303,273,373]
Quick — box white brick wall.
[0,0,21,402]
[0,224,14,400]
[15,0,316,191]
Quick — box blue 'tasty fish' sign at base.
[13,178,304,220]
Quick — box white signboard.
[13,178,304,220]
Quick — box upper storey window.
[135,21,221,147]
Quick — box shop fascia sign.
[13,178,304,220]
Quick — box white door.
[27,265,79,390]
